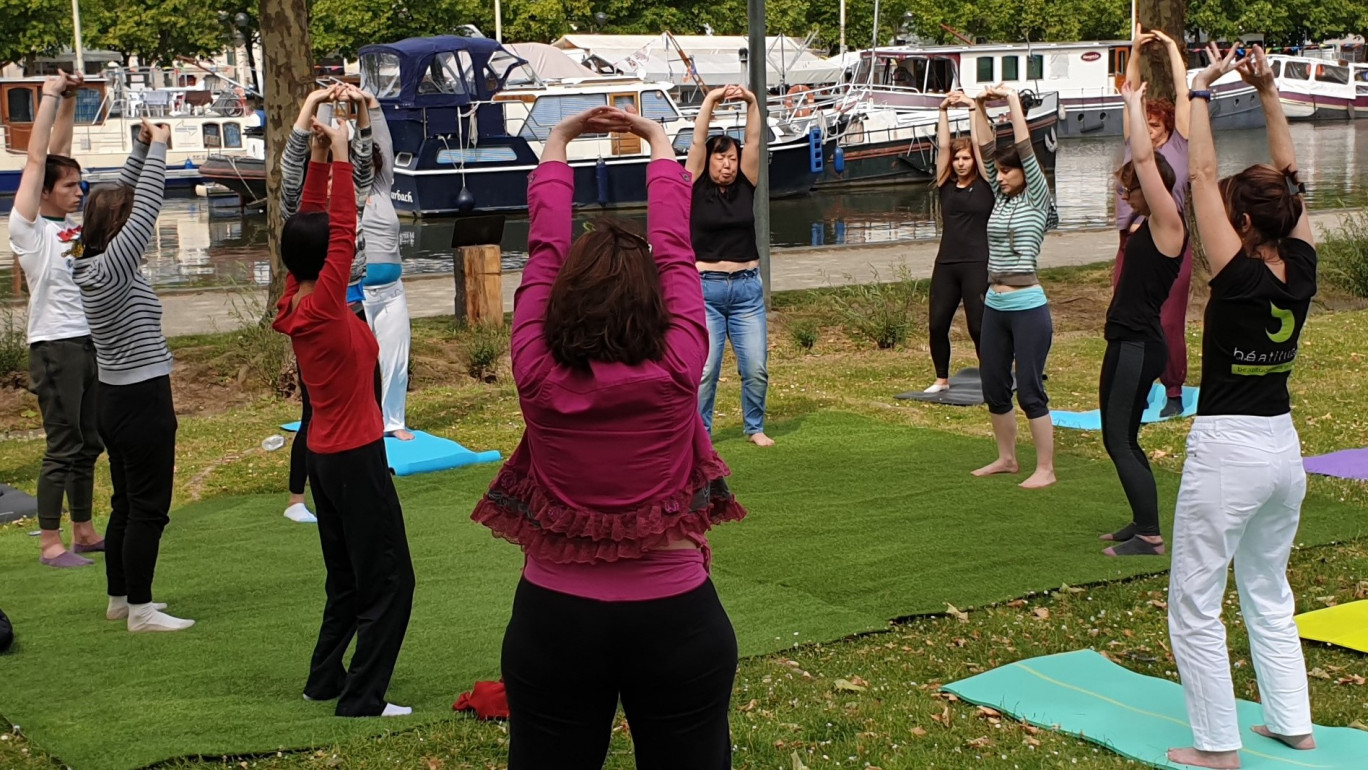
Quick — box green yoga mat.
[944,650,1368,769]
[1,412,1364,769]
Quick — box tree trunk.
[1138,0,1188,103]
[259,0,313,308]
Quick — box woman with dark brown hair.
[471,106,746,769]
[1166,44,1318,769]
[925,89,992,393]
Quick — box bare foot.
[390,429,416,441]
[1167,747,1241,769]
[747,432,775,447]
[1251,726,1315,750]
[1019,469,1056,489]
[972,458,1018,477]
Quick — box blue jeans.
[699,269,768,435]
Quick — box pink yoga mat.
[1304,448,1368,481]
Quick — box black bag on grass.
[0,607,13,653]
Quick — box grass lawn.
[1,262,1367,769]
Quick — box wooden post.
[454,245,503,326]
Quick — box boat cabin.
[854,40,1134,101]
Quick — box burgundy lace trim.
[470,457,747,565]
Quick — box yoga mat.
[894,367,986,406]
[1297,600,1368,653]
[944,649,1368,769]
[1052,385,1198,432]
[279,424,501,477]
[1303,448,1368,481]
[0,483,37,525]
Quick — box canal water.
[4,122,1367,298]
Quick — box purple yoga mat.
[1304,448,1368,481]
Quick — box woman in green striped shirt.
[968,84,1057,489]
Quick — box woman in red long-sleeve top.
[471,107,746,769]
[272,116,415,719]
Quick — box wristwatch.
[1188,89,1213,101]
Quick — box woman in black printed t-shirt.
[1165,44,1318,770]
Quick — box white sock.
[126,602,195,633]
[284,503,317,524]
[106,596,166,620]
[381,703,412,717]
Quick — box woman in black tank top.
[1098,81,1188,558]
[685,85,773,447]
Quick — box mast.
[71,0,86,72]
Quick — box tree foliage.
[0,0,71,67]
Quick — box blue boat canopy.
[358,36,527,107]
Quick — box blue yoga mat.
[945,649,1368,769]
[1052,385,1198,431]
[280,423,501,477]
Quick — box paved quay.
[13,210,1358,338]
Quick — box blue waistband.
[361,263,402,286]
[346,283,364,304]
[986,285,1047,311]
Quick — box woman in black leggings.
[1099,81,1187,557]
[925,90,992,393]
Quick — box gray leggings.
[980,304,1053,419]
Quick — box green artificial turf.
[1,411,1363,770]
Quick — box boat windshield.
[361,53,403,99]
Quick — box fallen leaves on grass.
[946,603,969,622]
[1309,667,1333,680]
[1335,674,1366,686]
[834,678,868,693]
[1033,607,1051,621]
[1317,595,1339,607]
[791,750,811,770]
[1356,580,1368,600]
[910,726,929,737]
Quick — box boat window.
[1001,56,1019,81]
[203,123,222,149]
[1109,48,1128,77]
[130,125,171,149]
[1270,59,1282,78]
[1027,54,1044,80]
[1315,64,1349,85]
[418,52,471,96]
[489,52,537,88]
[361,53,403,99]
[1283,61,1311,81]
[6,88,33,123]
[641,90,677,120]
[976,57,993,83]
[74,87,103,124]
[223,122,242,148]
[673,126,746,154]
[520,94,607,141]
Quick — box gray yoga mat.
[895,368,986,406]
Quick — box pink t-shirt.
[471,158,747,599]
[523,549,709,602]
[1117,131,1190,232]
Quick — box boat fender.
[833,145,846,174]
[595,157,609,206]
[456,187,476,212]
[808,127,824,174]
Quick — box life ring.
[785,84,815,118]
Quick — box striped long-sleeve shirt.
[361,104,402,287]
[71,140,174,386]
[980,139,1053,285]
[280,124,373,287]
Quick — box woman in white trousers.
[359,89,412,440]
[1167,44,1319,769]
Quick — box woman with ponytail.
[1166,44,1319,769]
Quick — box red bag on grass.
[453,680,509,720]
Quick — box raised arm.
[309,117,357,319]
[364,92,394,194]
[117,119,155,187]
[1239,45,1312,245]
[282,87,334,219]
[13,76,68,222]
[1152,30,1192,138]
[935,93,954,183]
[684,88,727,181]
[49,71,82,157]
[738,87,763,186]
[1124,82,1185,255]
[1189,44,1245,276]
[1123,23,1150,142]
[629,110,707,380]
[344,87,374,207]
[85,125,170,286]
[971,88,1001,195]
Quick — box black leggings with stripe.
[1099,339,1169,536]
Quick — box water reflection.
[3,122,1365,297]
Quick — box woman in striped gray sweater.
[968,84,1058,490]
[72,119,193,633]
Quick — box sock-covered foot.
[1252,726,1315,750]
[972,458,1018,477]
[381,703,412,717]
[1167,747,1240,769]
[107,596,167,620]
[40,550,94,568]
[1101,523,1138,542]
[1160,395,1184,419]
[1104,535,1166,557]
[127,603,195,633]
[924,380,949,394]
[284,503,317,524]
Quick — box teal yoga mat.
[1052,385,1199,431]
[944,649,1368,769]
[280,423,501,476]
